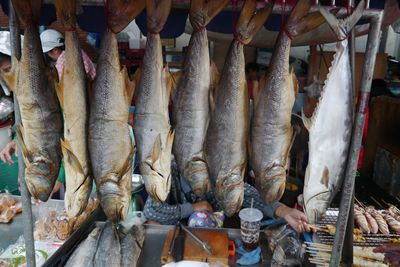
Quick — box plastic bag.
[270,225,304,267]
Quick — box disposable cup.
[239,208,263,250]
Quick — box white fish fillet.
[303,38,352,223]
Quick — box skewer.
[305,241,332,248]
[371,197,384,208]
[396,197,400,204]
[355,197,365,208]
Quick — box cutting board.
[160,228,229,265]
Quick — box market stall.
[0,0,399,266]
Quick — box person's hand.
[192,200,213,212]
[275,205,310,233]
[0,140,17,164]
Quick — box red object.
[0,118,12,128]
[228,240,236,256]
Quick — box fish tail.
[285,0,325,38]
[319,0,365,39]
[189,0,229,29]
[146,0,172,33]
[106,0,146,33]
[234,0,273,45]
[11,0,42,26]
[54,0,77,29]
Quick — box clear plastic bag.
[270,225,304,267]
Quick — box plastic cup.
[239,208,263,250]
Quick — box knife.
[179,222,213,255]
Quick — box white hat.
[0,31,23,56]
[40,29,64,53]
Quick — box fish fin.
[54,79,64,109]
[209,61,220,115]
[165,129,175,154]
[0,61,18,93]
[106,0,146,33]
[189,0,229,29]
[11,0,42,26]
[122,66,135,107]
[290,67,299,96]
[301,109,312,131]
[209,86,216,115]
[60,139,85,175]
[150,135,162,164]
[118,145,135,178]
[146,0,172,33]
[235,0,273,45]
[285,0,325,38]
[163,66,173,106]
[319,0,365,39]
[54,0,77,29]
[15,125,30,165]
[253,75,265,110]
[170,70,181,102]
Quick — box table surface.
[0,197,64,252]
[139,224,271,267]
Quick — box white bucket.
[0,124,12,151]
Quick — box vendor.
[144,158,310,233]
[40,29,96,80]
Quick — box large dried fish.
[1,0,63,201]
[205,0,272,216]
[251,0,324,204]
[94,222,121,267]
[173,0,228,196]
[89,0,144,221]
[302,1,365,223]
[54,0,92,218]
[135,0,174,202]
[119,225,145,267]
[65,227,101,267]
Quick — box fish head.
[304,191,330,224]
[97,173,131,222]
[216,173,244,217]
[25,157,58,201]
[256,165,286,204]
[184,157,210,197]
[141,162,171,203]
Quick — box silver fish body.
[120,225,145,267]
[205,41,248,217]
[54,0,92,217]
[94,222,121,267]
[65,227,101,267]
[135,0,173,203]
[251,33,297,204]
[88,30,135,222]
[3,1,62,201]
[206,0,272,216]
[303,39,352,223]
[173,0,228,196]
